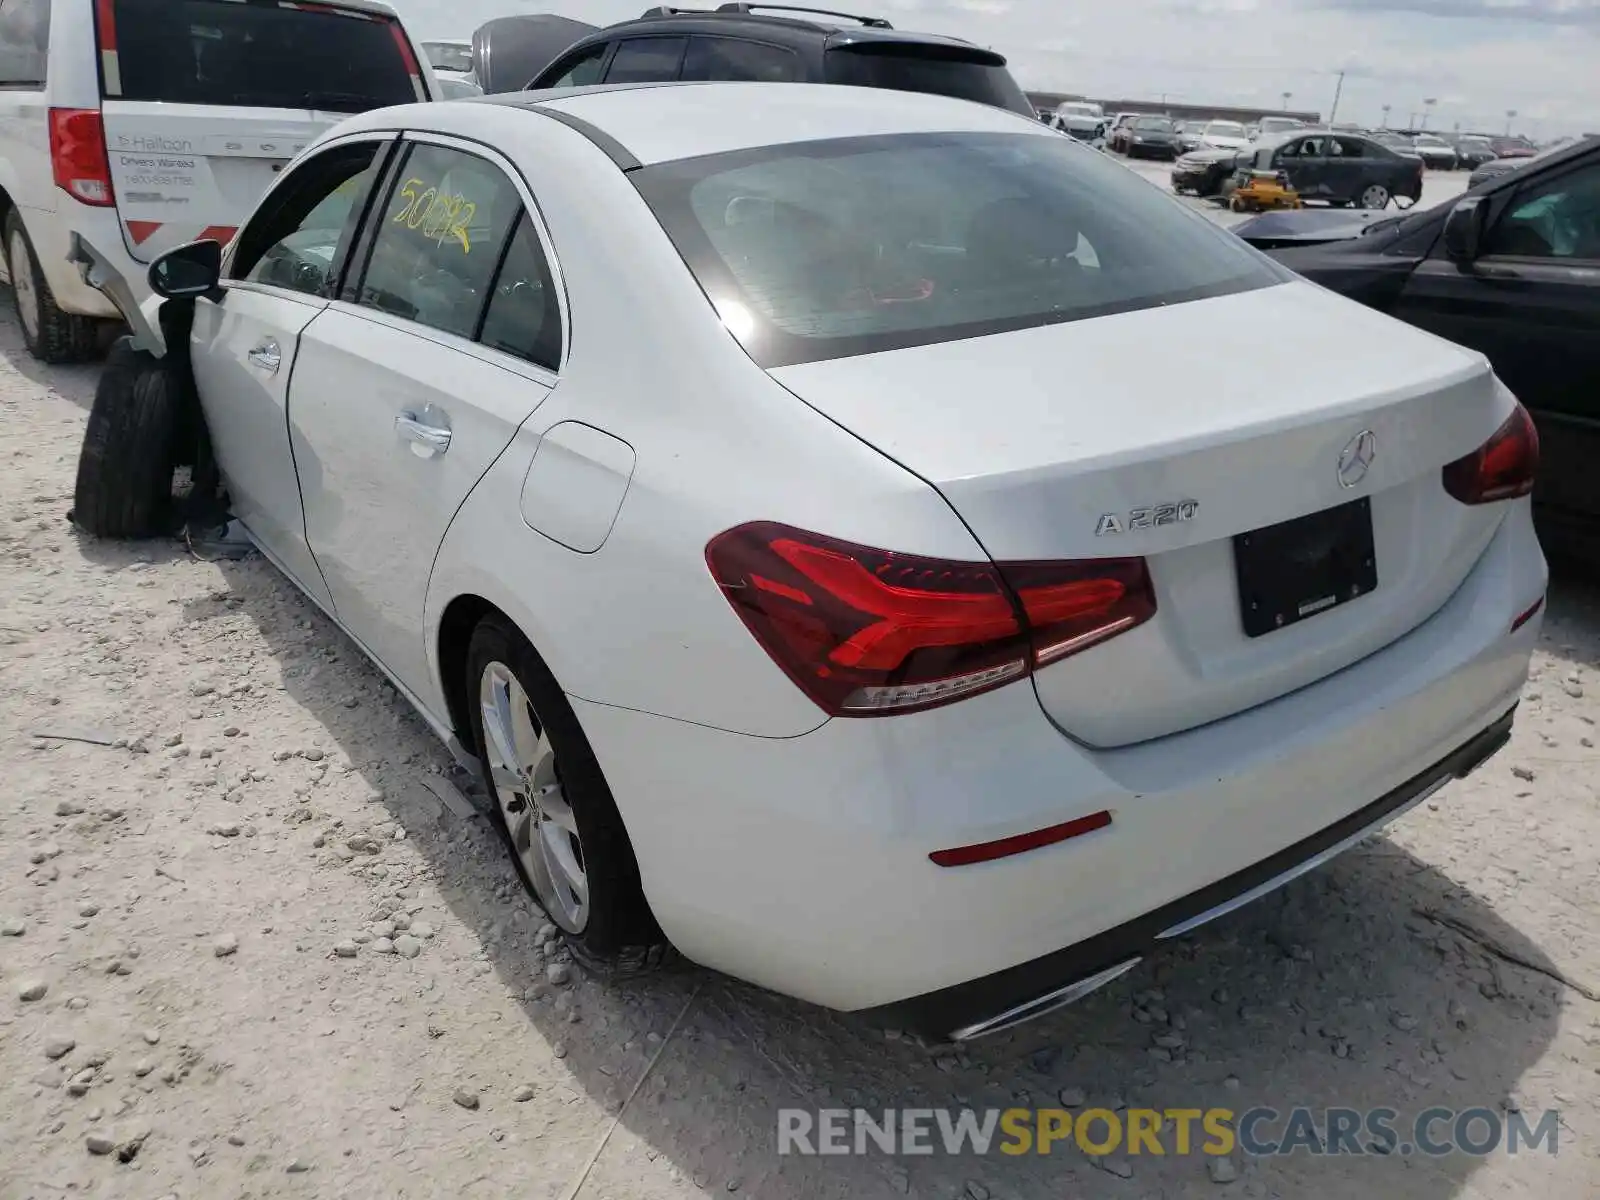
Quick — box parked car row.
[1233,134,1600,558]
[1174,130,1425,210]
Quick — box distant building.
[1027,92,1322,127]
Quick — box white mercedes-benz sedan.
[116,82,1544,1040]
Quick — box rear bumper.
[20,205,127,320]
[575,502,1543,1019]
[870,704,1515,1039]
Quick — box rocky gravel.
[2,298,1599,1200]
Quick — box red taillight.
[49,109,114,207]
[1442,404,1539,505]
[705,522,1157,716]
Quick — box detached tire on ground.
[5,208,100,364]
[465,613,672,978]
[72,338,181,539]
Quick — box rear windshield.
[824,46,1033,117]
[423,41,473,74]
[104,0,417,111]
[635,131,1288,368]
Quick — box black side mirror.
[1443,196,1486,265]
[148,239,223,301]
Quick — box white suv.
[0,0,436,362]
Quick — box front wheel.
[1358,182,1391,210]
[466,615,670,976]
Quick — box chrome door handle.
[246,339,281,373]
[395,412,452,457]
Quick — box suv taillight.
[1442,404,1539,505]
[705,522,1156,716]
[49,108,114,207]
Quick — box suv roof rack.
[639,6,713,14]
[713,4,893,28]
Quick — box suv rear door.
[97,0,429,265]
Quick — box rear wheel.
[466,615,670,976]
[1358,182,1391,210]
[5,209,100,364]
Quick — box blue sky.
[392,0,1600,136]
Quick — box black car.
[1454,135,1498,170]
[1170,146,1240,196]
[1233,131,1425,209]
[1261,137,1600,552]
[1119,115,1181,160]
[522,4,1035,117]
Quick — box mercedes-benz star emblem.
[1337,430,1377,489]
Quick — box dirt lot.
[2,297,1598,1200]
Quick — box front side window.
[105,0,416,110]
[1483,162,1600,260]
[0,0,49,87]
[635,130,1289,368]
[541,43,606,88]
[681,37,799,83]
[355,143,522,339]
[232,141,384,296]
[604,36,686,83]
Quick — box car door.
[287,135,565,698]
[1325,136,1370,202]
[1391,154,1600,520]
[1279,136,1328,197]
[189,135,393,610]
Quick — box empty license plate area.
[1233,497,1377,638]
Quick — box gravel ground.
[2,244,1598,1199]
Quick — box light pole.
[1505,109,1517,135]
[1281,91,1292,110]
[1381,104,1391,128]
[1421,97,1437,130]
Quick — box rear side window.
[102,0,419,111]
[604,36,686,83]
[478,215,562,370]
[635,130,1289,368]
[355,143,522,340]
[825,45,1030,116]
[0,0,50,88]
[681,37,799,83]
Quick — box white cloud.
[388,0,1600,135]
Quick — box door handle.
[247,339,281,373]
[396,412,452,457]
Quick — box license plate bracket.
[1233,497,1377,638]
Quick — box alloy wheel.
[478,660,589,933]
[1360,183,1391,210]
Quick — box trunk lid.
[768,280,1510,747]
[97,0,426,264]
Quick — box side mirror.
[1443,196,1486,265]
[148,239,223,301]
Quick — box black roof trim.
[532,106,642,171]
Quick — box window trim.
[222,131,399,305]
[0,0,50,89]
[342,129,569,374]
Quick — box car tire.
[5,209,101,365]
[466,614,672,978]
[71,338,182,539]
[1358,182,1391,210]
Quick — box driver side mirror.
[148,239,223,302]
[1443,196,1487,265]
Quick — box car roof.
[489,81,1043,166]
[557,10,996,59]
